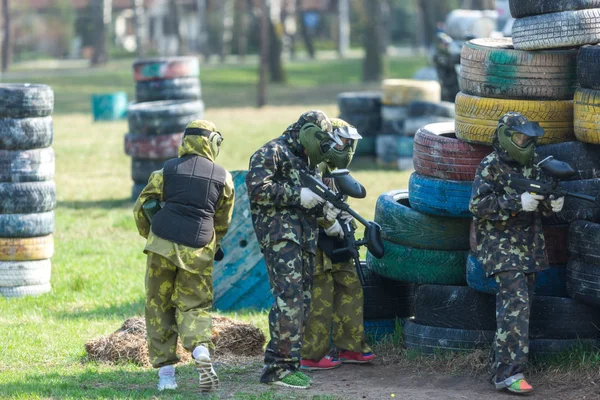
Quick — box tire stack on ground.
[378,80,442,170]
[127,57,203,199]
[336,92,381,159]
[0,84,56,298]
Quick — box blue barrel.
[91,92,128,121]
[213,170,272,311]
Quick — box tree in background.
[462,0,496,9]
[297,0,315,59]
[91,0,111,65]
[268,0,286,83]
[362,0,384,82]
[133,0,146,57]
[2,0,11,72]
[168,0,185,55]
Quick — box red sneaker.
[300,355,342,371]
[338,350,375,364]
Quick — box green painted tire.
[366,239,467,285]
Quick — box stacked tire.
[0,84,55,298]
[128,57,204,200]
[336,92,381,159]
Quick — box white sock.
[192,345,210,360]
[158,365,175,377]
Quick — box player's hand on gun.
[323,201,341,221]
[324,220,344,239]
[549,195,565,212]
[520,192,544,212]
[300,188,324,209]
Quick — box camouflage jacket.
[246,129,319,253]
[469,147,553,277]
[133,134,235,273]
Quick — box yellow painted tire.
[455,92,574,145]
[0,235,53,261]
[574,88,600,144]
[382,79,441,106]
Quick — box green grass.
[0,55,422,399]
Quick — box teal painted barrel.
[91,92,128,121]
[213,170,271,311]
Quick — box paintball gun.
[509,156,597,203]
[299,169,385,261]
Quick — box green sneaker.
[271,372,311,389]
[294,371,312,383]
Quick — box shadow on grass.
[59,298,145,321]
[57,198,134,210]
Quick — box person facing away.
[133,120,235,393]
[301,117,375,371]
[246,110,344,389]
[469,112,564,395]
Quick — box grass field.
[0,55,424,399]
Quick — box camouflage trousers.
[145,251,214,368]
[301,250,371,361]
[260,240,314,383]
[492,270,536,382]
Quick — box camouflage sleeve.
[214,171,235,246]
[536,167,555,217]
[469,162,522,221]
[133,169,164,238]
[246,147,301,207]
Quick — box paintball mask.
[299,123,344,167]
[497,112,545,166]
[323,124,362,169]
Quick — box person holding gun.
[300,117,375,371]
[133,120,235,393]
[469,112,564,395]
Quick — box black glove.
[214,247,224,261]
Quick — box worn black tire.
[0,212,54,238]
[460,38,578,100]
[530,296,600,339]
[578,45,600,90]
[542,179,600,225]
[407,101,455,119]
[131,158,169,183]
[0,259,51,287]
[414,285,496,331]
[0,84,54,118]
[513,9,600,50]
[135,77,202,103]
[381,106,408,135]
[374,190,470,250]
[567,257,600,307]
[127,100,205,135]
[366,239,467,285]
[568,220,600,263]
[530,338,600,358]
[403,321,494,354]
[0,117,53,150]
[536,141,600,180]
[337,92,382,114]
[408,172,473,218]
[509,0,600,18]
[359,261,415,319]
[337,112,381,137]
[0,182,56,214]
[0,148,54,183]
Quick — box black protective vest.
[152,155,227,248]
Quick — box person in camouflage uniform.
[246,110,339,389]
[133,120,235,393]
[300,117,374,371]
[469,112,565,395]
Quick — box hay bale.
[85,316,265,366]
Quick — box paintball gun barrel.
[299,169,384,259]
[509,156,596,203]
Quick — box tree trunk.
[196,0,208,57]
[236,0,248,61]
[337,0,350,58]
[297,0,315,59]
[169,0,185,55]
[91,0,111,65]
[268,0,286,83]
[258,0,269,107]
[1,0,11,72]
[132,0,146,57]
[362,0,384,82]
[220,0,234,62]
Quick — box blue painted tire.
[366,239,467,285]
[374,190,470,250]
[354,136,376,157]
[0,212,54,238]
[0,148,55,183]
[408,172,473,218]
[0,117,53,150]
[466,253,568,297]
[364,318,403,343]
[0,182,56,214]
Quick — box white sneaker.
[195,354,219,392]
[157,366,177,391]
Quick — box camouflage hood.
[281,110,333,158]
[178,120,220,161]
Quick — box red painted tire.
[413,122,491,181]
[124,132,183,159]
[133,57,200,82]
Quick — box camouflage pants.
[145,251,214,368]
[493,270,536,382]
[301,250,371,361]
[260,240,314,383]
